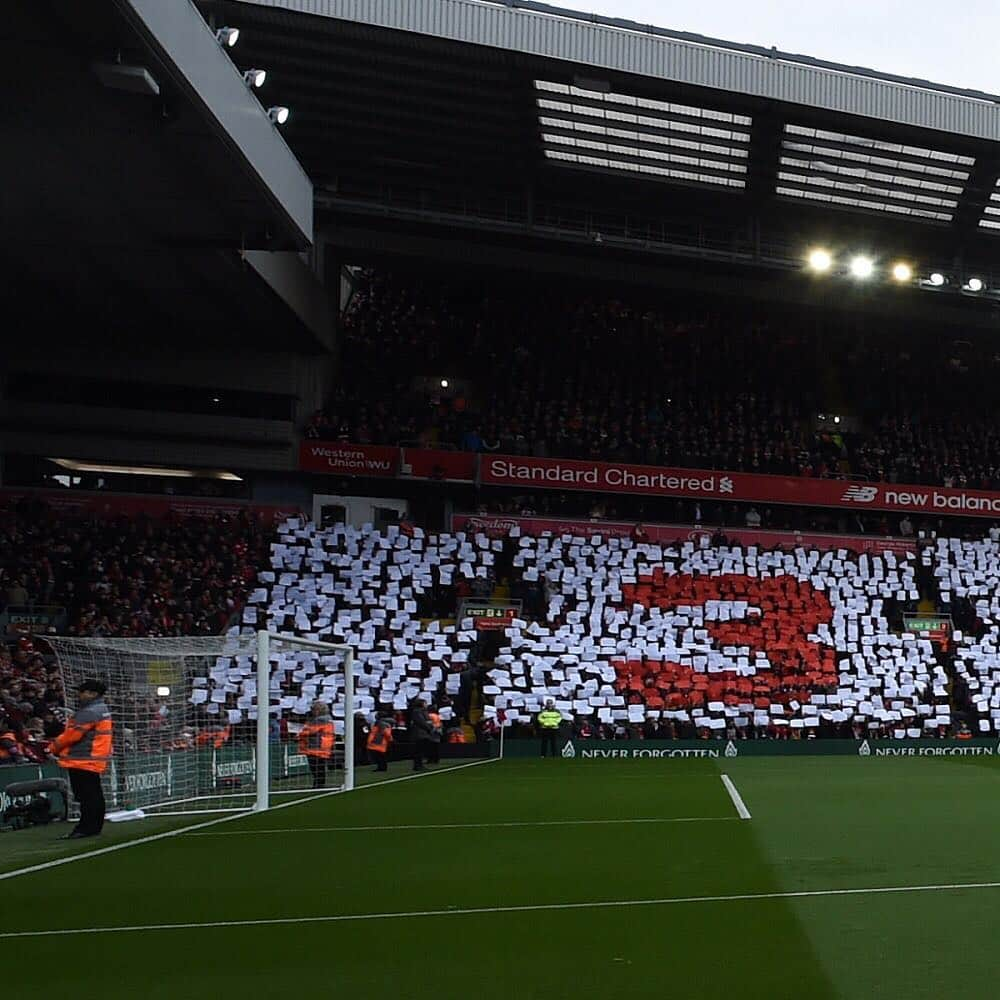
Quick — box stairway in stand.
[463,684,483,742]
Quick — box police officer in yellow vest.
[537,699,562,758]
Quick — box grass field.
[5,754,1000,998]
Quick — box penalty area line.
[7,879,1000,939]
[720,773,752,820]
[0,756,499,884]
[188,815,736,836]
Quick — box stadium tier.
[308,270,1000,492]
[229,518,963,739]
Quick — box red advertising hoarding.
[451,513,916,557]
[0,488,299,524]
[400,447,476,481]
[479,455,1000,520]
[299,441,399,478]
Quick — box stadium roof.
[196,0,1000,291]
[2,0,329,351]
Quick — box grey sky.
[579,1,1000,95]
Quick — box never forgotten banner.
[500,739,1000,759]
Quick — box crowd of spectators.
[0,635,64,765]
[309,269,1000,490]
[0,496,272,762]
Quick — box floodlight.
[849,256,874,279]
[807,249,832,272]
[891,263,913,282]
[215,26,240,47]
[833,416,842,425]
[966,277,985,292]
[267,106,289,125]
[818,413,826,421]
[440,379,449,388]
[243,68,266,88]
[156,686,171,697]
[929,272,946,287]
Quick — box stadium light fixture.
[807,249,832,273]
[927,272,946,287]
[833,415,842,425]
[849,256,874,279]
[50,459,242,481]
[965,277,985,292]
[891,263,913,282]
[440,379,449,388]
[243,68,266,88]
[267,106,289,125]
[156,687,171,697]
[215,26,240,48]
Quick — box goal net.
[47,631,355,815]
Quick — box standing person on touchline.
[537,699,563,758]
[367,715,394,772]
[51,679,113,840]
[298,700,335,789]
[410,699,434,772]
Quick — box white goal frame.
[47,630,355,817]
[253,630,355,810]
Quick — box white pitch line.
[189,816,735,836]
[0,756,498,884]
[720,773,752,820]
[6,879,1000,940]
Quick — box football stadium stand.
[309,270,1000,492]
[219,518,962,742]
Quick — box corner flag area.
[5,755,1000,998]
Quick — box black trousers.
[68,768,106,835]
[307,755,328,788]
[540,730,559,757]
[372,750,388,772]
[413,738,434,770]
[428,739,440,764]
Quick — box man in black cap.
[51,679,113,839]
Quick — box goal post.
[253,631,354,810]
[46,631,355,816]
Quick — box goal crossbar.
[47,631,356,816]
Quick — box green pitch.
[4,755,1000,998]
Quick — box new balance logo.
[841,486,878,503]
[561,741,576,758]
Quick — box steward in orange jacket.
[196,724,231,749]
[51,679,113,839]
[299,702,335,789]
[0,726,26,764]
[366,716,394,773]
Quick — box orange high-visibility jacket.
[51,698,113,774]
[366,722,393,753]
[0,731,23,760]
[196,725,231,749]
[299,714,335,758]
